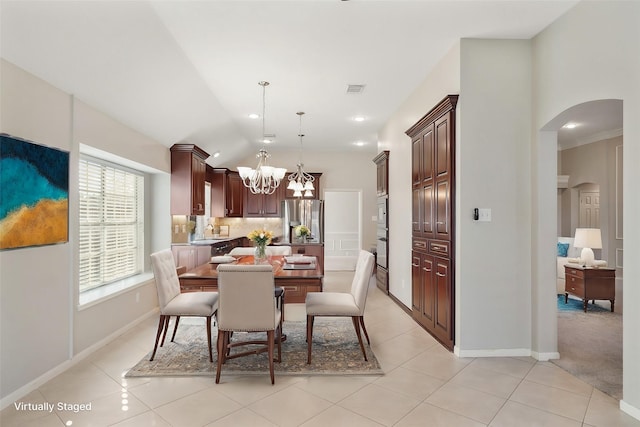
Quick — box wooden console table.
[564,265,615,312]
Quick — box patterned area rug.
[126,318,383,377]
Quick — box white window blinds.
[79,157,144,292]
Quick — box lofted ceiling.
[3,0,610,167]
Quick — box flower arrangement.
[247,228,274,246]
[294,224,310,238]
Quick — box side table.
[564,264,616,312]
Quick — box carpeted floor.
[126,318,383,378]
[554,295,622,400]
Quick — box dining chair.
[305,250,375,364]
[228,246,292,256]
[215,264,283,384]
[149,249,219,362]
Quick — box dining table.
[177,255,324,304]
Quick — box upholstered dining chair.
[215,264,283,384]
[228,246,292,256]
[305,250,375,364]
[150,249,219,362]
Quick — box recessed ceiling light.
[353,116,366,122]
[248,113,260,119]
[353,141,367,147]
[213,151,220,158]
[563,122,578,129]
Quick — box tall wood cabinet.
[406,95,457,350]
[170,144,210,215]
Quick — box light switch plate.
[478,208,492,222]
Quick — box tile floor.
[2,272,639,426]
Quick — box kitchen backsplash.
[171,215,283,244]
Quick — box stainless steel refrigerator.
[281,199,324,244]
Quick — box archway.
[538,99,623,399]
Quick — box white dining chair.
[305,250,375,363]
[150,249,219,362]
[215,264,283,384]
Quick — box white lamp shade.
[274,168,287,180]
[574,228,602,249]
[293,189,302,197]
[304,190,313,197]
[237,167,252,180]
[303,180,314,190]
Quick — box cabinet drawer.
[429,240,450,257]
[564,266,584,278]
[412,238,427,251]
[565,276,584,295]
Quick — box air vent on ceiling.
[346,84,366,94]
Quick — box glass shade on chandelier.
[287,164,314,197]
[238,149,286,195]
[238,81,286,195]
[287,111,314,197]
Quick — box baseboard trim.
[620,400,640,421]
[0,308,158,411]
[388,292,412,316]
[455,348,533,358]
[531,351,560,361]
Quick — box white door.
[324,190,362,271]
[579,191,600,228]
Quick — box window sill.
[78,272,154,310]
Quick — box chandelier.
[287,111,315,197]
[238,81,286,195]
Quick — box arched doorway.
[540,99,623,399]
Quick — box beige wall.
[0,59,171,405]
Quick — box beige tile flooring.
[2,272,639,426]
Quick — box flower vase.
[254,244,268,264]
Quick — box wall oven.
[376,197,388,269]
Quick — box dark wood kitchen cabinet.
[170,144,210,215]
[244,184,284,217]
[211,168,244,217]
[407,95,457,350]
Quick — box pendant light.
[287,111,315,197]
[238,81,287,195]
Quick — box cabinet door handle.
[571,277,575,281]
[436,221,445,225]
[412,263,420,267]
[571,287,576,291]
[436,272,445,277]
[423,268,432,272]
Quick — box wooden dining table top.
[180,255,323,281]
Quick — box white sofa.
[556,237,579,293]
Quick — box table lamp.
[573,228,602,267]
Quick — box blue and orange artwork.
[0,134,69,249]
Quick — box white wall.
[377,42,461,308]
[0,59,171,405]
[532,1,640,415]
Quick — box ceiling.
[4,0,615,167]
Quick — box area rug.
[556,294,608,312]
[554,295,622,400]
[126,318,383,378]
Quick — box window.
[79,156,144,292]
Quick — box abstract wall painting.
[0,134,69,250]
